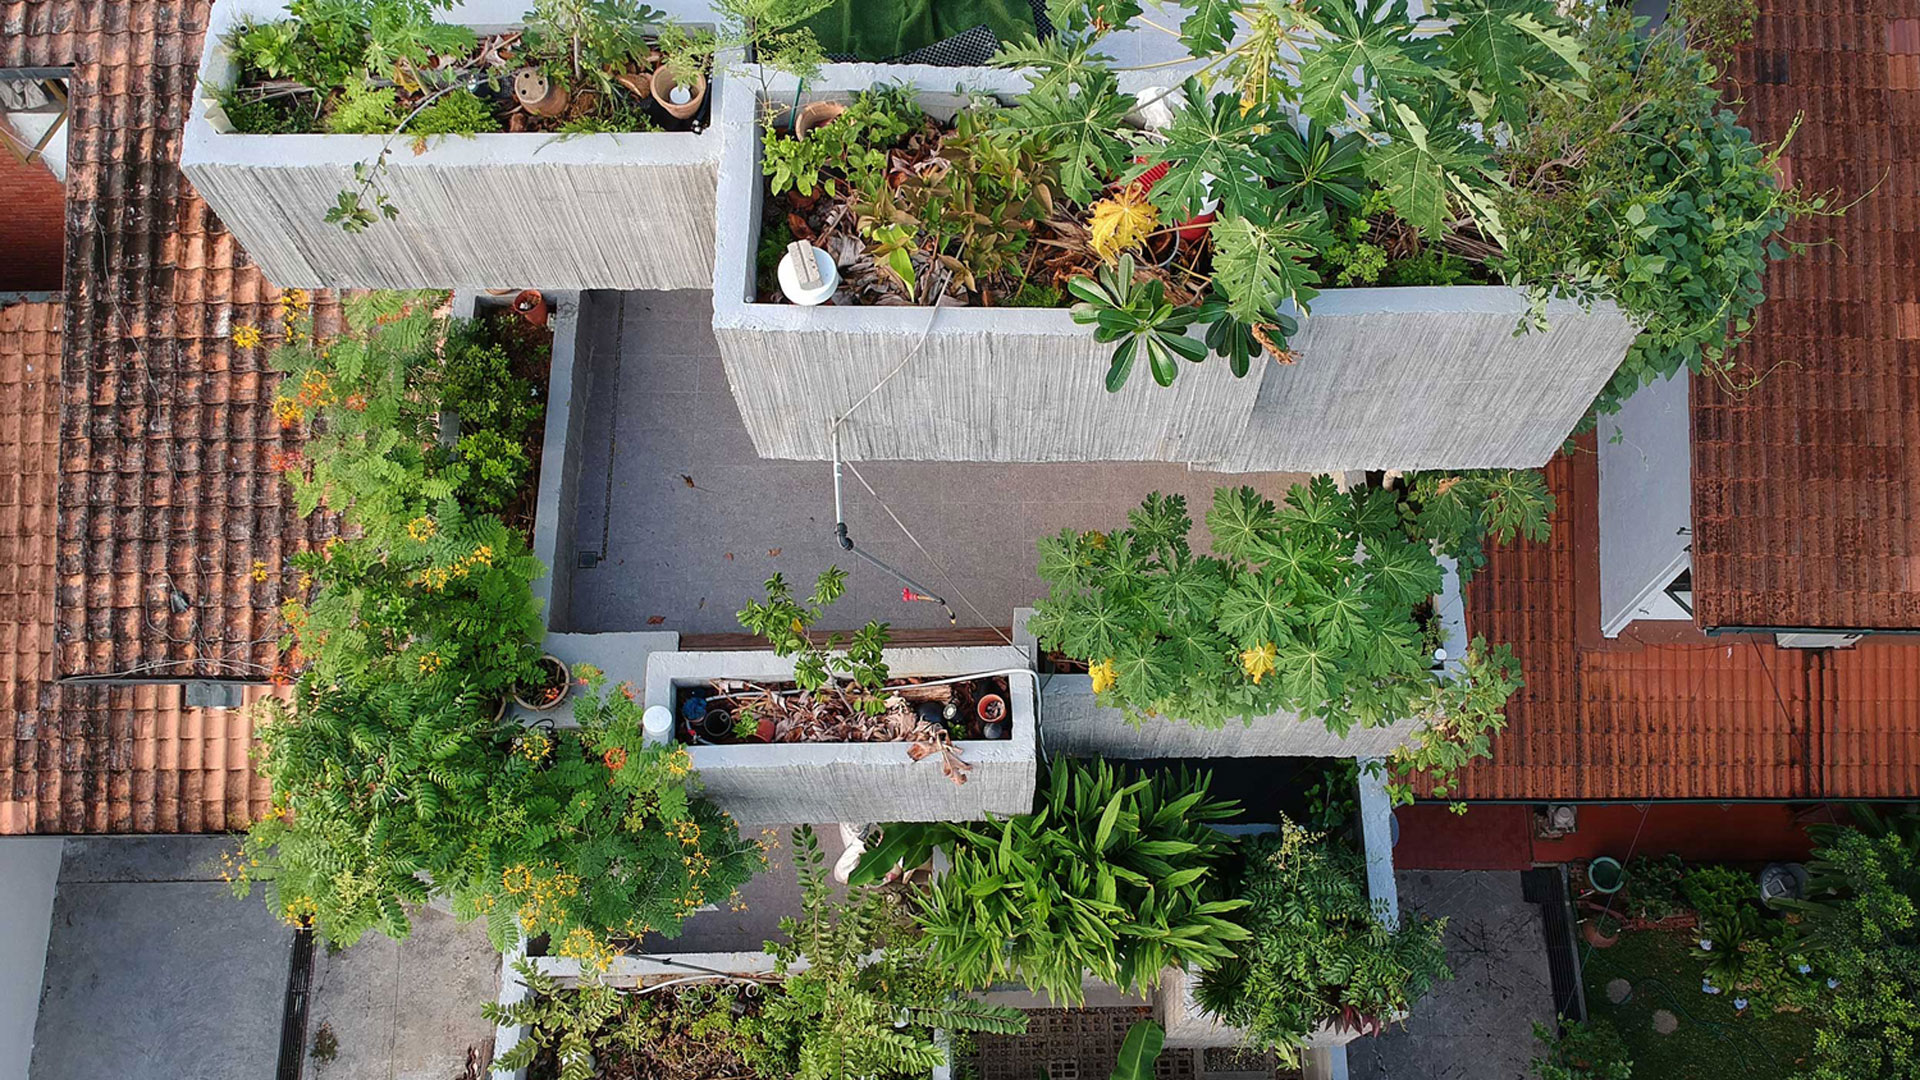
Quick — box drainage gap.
[275,927,317,1080]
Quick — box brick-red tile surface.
[1442,447,1920,801]
[35,0,331,680]
[1692,0,1920,630]
[0,150,65,292]
[0,2,331,833]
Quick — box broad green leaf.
[1127,80,1283,220]
[1209,215,1324,323]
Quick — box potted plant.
[1581,912,1625,950]
[643,568,1037,824]
[513,653,572,712]
[707,0,1817,470]
[180,0,815,290]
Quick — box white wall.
[1598,371,1692,636]
[0,838,63,1080]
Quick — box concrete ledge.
[709,65,1639,471]
[644,646,1038,824]
[184,0,721,290]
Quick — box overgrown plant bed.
[446,292,554,535]
[712,70,1638,472]
[184,0,723,290]
[644,645,1036,824]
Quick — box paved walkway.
[566,291,1310,636]
[305,907,502,1080]
[31,838,291,1080]
[1348,870,1557,1080]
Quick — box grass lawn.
[1581,928,1816,1080]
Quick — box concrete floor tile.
[307,908,500,1080]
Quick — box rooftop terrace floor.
[566,291,1310,636]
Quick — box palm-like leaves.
[1068,254,1208,390]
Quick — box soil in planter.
[221,27,709,137]
[526,981,775,1080]
[756,91,1496,312]
[516,656,570,709]
[675,674,1014,746]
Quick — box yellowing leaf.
[1088,186,1159,263]
[1239,642,1278,685]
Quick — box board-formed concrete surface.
[1348,870,1558,1080]
[305,908,503,1080]
[566,291,1312,636]
[30,837,292,1080]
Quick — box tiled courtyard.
[565,291,1311,636]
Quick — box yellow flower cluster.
[514,731,552,763]
[272,397,305,428]
[407,516,437,542]
[250,559,270,584]
[417,651,445,675]
[232,324,263,349]
[556,927,618,973]
[501,863,580,933]
[665,746,691,779]
[671,819,704,847]
[280,895,318,928]
[411,544,498,591]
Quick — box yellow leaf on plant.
[1089,658,1119,694]
[1087,186,1158,263]
[1240,642,1278,685]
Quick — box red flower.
[604,747,627,772]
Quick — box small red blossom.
[603,747,627,771]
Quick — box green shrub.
[440,327,541,442]
[324,81,402,133]
[409,87,500,135]
[437,428,532,513]
[1197,819,1450,1060]
[1531,1018,1632,1080]
[852,760,1249,1003]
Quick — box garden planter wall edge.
[1012,608,1440,759]
[643,645,1037,824]
[184,0,722,291]
[709,64,1640,472]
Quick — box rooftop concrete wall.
[645,646,1038,824]
[183,0,721,291]
[1597,370,1692,636]
[710,65,1639,472]
[0,838,61,1080]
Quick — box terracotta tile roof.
[1444,445,1920,801]
[42,0,330,679]
[0,299,281,834]
[0,2,334,833]
[1691,0,1920,631]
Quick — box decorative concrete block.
[710,66,1639,471]
[183,0,722,291]
[643,646,1038,824]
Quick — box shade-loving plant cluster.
[851,759,1251,1003]
[490,825,1028,1080]
[757,0,1815,407]
[231,293,756,964]
[1027,474,1539,798]
[1197,819,1450,1061]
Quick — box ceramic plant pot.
[513,654,572,712]
[512,68,569,118]
[650,68,707,121]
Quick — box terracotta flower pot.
[794,100,846,139]
[649,67,707,121]
[512,68,569,118]
[976,693,1007,725]
[513,289,548,328]
[1581,918,1622,949]
[513,654,572,712]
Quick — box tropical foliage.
[233,293,753,961]
[1197,819,1450,1061]
[1029,475,1537,796]
[851,760,1249,1003]
[756,827,1028,1080]
[1787,808,1920,1080]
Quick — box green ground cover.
[1581,929,1816,1080]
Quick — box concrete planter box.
[184,0,720,291]
[1013,588,1459,760]
[711,66,1640,472]
[643,646,1037,824]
